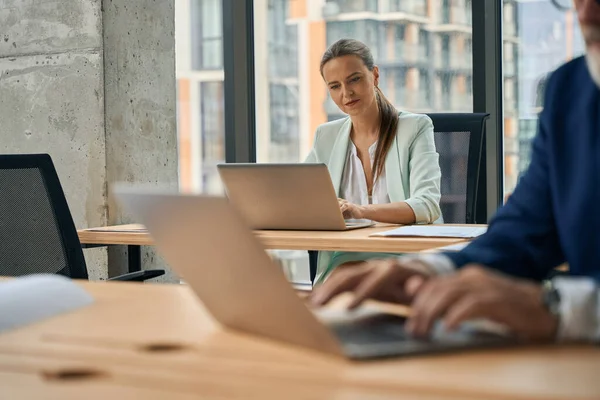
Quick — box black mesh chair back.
[0,154,88,279]
[427,113,489,224]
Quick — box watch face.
[543,281,561,315]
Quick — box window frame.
[222,0,506,219]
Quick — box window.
[441,0,450,23]
[199,82,225,193]
[502,0,585,194]
[327,20,381,59]
[269,84,300,161]
[173,0,589,229]
[332,0,378,13]
[253,0,474,169]
[191,0,223,70]
[389,0,428,16]
[268,0,298,77]
[255,1,472,165]
[176,0,225,192]
[252,0,474,281]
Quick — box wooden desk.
[78,224,475,274]
[78,224,473,272]
[78,224,471,252]
[1,280,599,399]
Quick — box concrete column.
[0,0,107,279]
[0,0,178,282]
[103,0,178,281]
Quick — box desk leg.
[128,245,142,273]
[82,244,143,275]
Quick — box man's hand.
[338,198,365,220]
[310,258,435,309]
[406,265,559,341]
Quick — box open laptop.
[116,190,515,360]
[217,163,373,230]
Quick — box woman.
[305,38,442,283]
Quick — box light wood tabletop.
[1,279,599,399]
[78,224,475,253]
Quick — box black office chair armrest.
[107,269,165,282]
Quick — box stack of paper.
[0,275,94,334]
[371,225,487,238]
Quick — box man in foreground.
[312,0,600,343]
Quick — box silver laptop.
[217,163,373,230]
[116,190,514,360]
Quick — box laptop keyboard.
[328,314,409,345]
[344,219,374,227]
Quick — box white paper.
[372,225,487,238]
[0,275,94,335]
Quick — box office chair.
[427,113,489,224]
[0,154,164,281]
[308,113,490,283]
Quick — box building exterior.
[514,0,584,175]
[175,0,523,194]
[172,0,585,283]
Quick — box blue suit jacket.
[446,57,600,282]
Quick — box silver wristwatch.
[541,279,562,317]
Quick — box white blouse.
[339,141,390,206]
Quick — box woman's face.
[321,55,379,117]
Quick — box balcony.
[433,51,471,71]
[389,43,428,65]
[387,0,427,16]
[450,53,472,70]
[434,51,449,69]
[429,5,472,33]
[450,6,470,25]
[323,0,378,16]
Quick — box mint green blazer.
[304,111,442,282]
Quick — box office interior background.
[174,0,584,283]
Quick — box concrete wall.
[103,0,178,281]
[0,0,107,279]
[0,0,178,282]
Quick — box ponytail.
[372,87,399,181]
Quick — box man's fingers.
[410,282,466,337]
[443,296,486,330]
[405,275,426,297]
[310,267,365,306]
[347,264,395,309]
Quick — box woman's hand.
[338,198,365,219]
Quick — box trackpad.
[0,274,94,335]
